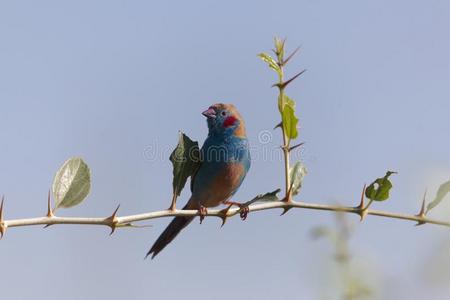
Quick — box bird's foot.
[198,205,208,224]
[223,201,250,221]
[239,206,250,220]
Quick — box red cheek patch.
[223,116,237,127]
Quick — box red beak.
[202,107,216,118]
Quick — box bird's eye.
[221,111,227,116]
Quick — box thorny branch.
[0,191,448,239]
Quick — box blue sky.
[1,0,450,299]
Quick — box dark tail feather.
[146,203,195,259]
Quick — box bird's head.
[202,103,246,138]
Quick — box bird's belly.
[193,162,245,208]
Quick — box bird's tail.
[146,201,196,259]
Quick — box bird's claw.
[198,205,208,224]
[223,200,250,221]
[239,206,249,220]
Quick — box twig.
[275,44,292,202]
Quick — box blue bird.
[147,103,251,259]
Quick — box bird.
[147,103,251,259]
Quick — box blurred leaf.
[52,157,91,210]
[365,171,396,201]
[345,279,373,299]
[243,189,281,206]
[422,237,450,285]
[281,104,299,140]
[289,161,308,195]
[258,52,281,75]
[310,226,335,241]
[426,180,450,214]
[170,132,200,197]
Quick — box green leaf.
[170,132,201,197]
[285,95,296,109]
[365,171,396,201]
[274,37,285,61]
[258,52,281,75]
[278,94,296,113]
[289,161,308,195]
[281,104,299,140]
[52,157,91,210]
[243,189,281,206]
[426,180,450,214]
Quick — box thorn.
[44,190,54,228]
[355,184,368,221]
[0,196,4,221]
[289,142,304,152]
[415,190,427,226]
[219,205,232,228]
[274,122,282,130]
[357,184,366,209]
[110,204,120,219]
[0,196,6,239]
[106,204,120,235]
[419,190,427,216]
[272,69,307,89]
[46,189,54,218]
[283,69,307,88]
[280,206,292,216]
[282,46,300,66]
